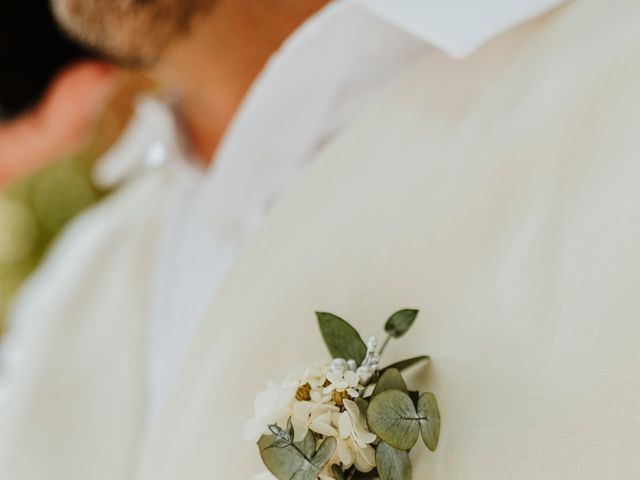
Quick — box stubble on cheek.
[50,0,211,67]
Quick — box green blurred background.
[0,75,152,329]
[0,150,103,325]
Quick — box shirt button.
[145,141,169,168]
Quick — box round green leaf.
[258,435,305,479]
[290,463,321,480]
[367,390,420,450]
[384,309,419,338]
[417,392,440,451]
[376,442,412,480]
[354,397,369,417]
[316,312,367,364]
[372,368,408,397]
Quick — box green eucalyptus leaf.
[287,417,295,439]
[376,442,412,480]
[258,435,305,479]
[312,436,337,467]
[384,309,419,338]
[417,392,441,452]
[316,312,367,364]
[290,463,321,480]
[298,431,317,459]
[367,390,420,451]
[372,368,408,397]
[379,356,430,376]
[354,397,369,418]
[284,436,337,480]
[331,465,346,480]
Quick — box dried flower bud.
[331,358,349,372]
[295,383,312,401]
[332,389,351,408]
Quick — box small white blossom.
[243,380,298,442]
[304,399,377,473]
[301,360,331,389]
[333,399,377,472]
[323,369,363,398]
[246,362,378,477]
[290,401,339,442]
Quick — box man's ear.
[38,61,120,147]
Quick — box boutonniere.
[245,309,440,480]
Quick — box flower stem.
[378,334,393,356]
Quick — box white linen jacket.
[0,1,639,478]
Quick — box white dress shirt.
[9,0,565,430]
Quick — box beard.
[50,0,213,67]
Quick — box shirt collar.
[354,0,568,58]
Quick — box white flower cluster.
[244,358,378,477]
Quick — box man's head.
[50,0,214,67]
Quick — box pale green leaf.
[376,442,412,480]
[298,431,316,459]
[272,436,337,480]
[372,368,408,397]
[312,436,337,467]
[379,356,430,376]
[289,463,321,480]
[354,397,369,418]
[417,392,440,451]
[316,312,367,364]
[367,390,420,450]
[384,310,419,338]
[258,435,305,480]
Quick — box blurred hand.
[0,61,120,189]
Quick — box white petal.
[343,400,360,421]
[336,439,354,466]
[334,381,349,391]
[293,401,313,419]
[290,416,309,442]
[355,426,377,445]
[354,444,376,472]
[338,411,353,439]
[310,412,338,437]
[344,371,357,384]
[311,421,338,437]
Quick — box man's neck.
[151,0,329,163]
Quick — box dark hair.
[0,0,96,119]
